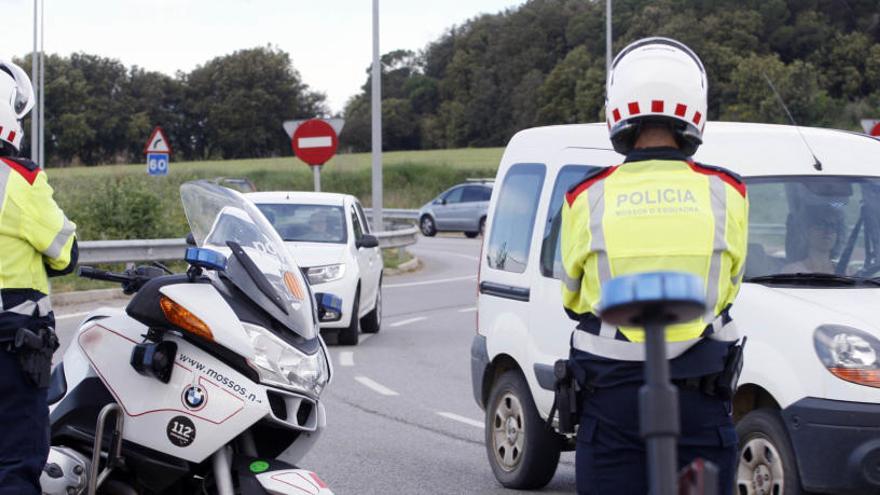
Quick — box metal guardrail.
[364,208,419,221]
[79,239,187,264]
[375,226,418,249]
[79,225,419,264]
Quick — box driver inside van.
[782,204,843,274]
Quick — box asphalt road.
[53,236,577,494]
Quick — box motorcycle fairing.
[76,317,271,463]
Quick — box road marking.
[339,351,354,367]
[389,316,426,328]
[385,275,476,289]
[458,307,477,313]
[424,251,479,262]
[55,311,91,321]
[55,306,127,322]
[437,412,484,428]
[355,376,399,396]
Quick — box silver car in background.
[417,179,493,238]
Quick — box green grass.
[382,248,414,270]
[45,147,504,180]
[45,147,503,241]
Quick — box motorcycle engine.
[40,446,90,495]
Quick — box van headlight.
[306,264,346,284]
[814,325,880,388]
[243,323,329,396]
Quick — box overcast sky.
[1,0,525,113]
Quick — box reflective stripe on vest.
[0,294,52,317]
[572,318,739,361]
[704,175,727,323]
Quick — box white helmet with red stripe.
[606,37,707,156]
[0,60,34,155]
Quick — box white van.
[471,122,880,494]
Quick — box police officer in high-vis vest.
[561,38,748,495]
[0,60,77,494]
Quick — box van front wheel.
[736,408,804,495]
[485,370,561,489]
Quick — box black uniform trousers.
[0,348,49,495]
[575,381,737,495]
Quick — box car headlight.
[306,264,345,284]
[243,323,330,396]
[814,325,880,388]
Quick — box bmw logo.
[182,385,206,410]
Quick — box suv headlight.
[306,264,345,284]
[243,323,330,396]
[814,325,880,388]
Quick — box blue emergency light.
[184,247,227,272]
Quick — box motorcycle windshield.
[180,180,316,340]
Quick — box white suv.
[472,122,880,493]
[247,192,383,346]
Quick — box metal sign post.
[313,165,322,192]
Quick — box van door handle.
[479,281,530,302]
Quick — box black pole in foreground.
[640,319,680,495]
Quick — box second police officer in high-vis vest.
[0,59,77,494]
[560,38,748,494]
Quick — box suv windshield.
[745,176,880,284]
[255,204,347,244]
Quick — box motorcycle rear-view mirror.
[185,232,196,246]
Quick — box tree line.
[17,0,880,165]
[14,46,326,166]
[341,0,880,151]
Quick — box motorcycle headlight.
[243,323,330,396]
[306,264,346,284]
[814,325,880,388]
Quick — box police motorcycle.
[41,180,339,495]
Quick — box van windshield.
[745,176,880,283]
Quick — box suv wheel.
[485,370,561,489]
[465,231,479,238]
[360,283,381,334]
[338,288,360,346]
[736,409,804,495]
[420,215,437,237]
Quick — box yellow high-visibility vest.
[561,158,748,359]
[0,157,76,295]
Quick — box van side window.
[486,163,546,273]
[540,165,599,278]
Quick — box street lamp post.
[371,0,383,231]
[606,0,612,74]
[30,0,38,162]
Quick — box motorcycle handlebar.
[76,266,133,283]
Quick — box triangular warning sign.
[144,127,172,154]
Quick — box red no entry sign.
[292,119,338,166]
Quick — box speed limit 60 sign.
[147,153,169,176]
